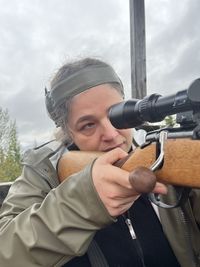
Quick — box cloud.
[0,0,199,149]
[146,0,200,93]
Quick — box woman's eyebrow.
[76,115,95,125]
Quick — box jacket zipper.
[178,205,198,267]
[122,212,146,267]
[124,217,136,239]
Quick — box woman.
[0,58,199,267]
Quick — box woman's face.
[67,84,133,152]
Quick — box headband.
[45,65,124,125]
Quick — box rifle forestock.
[58,139,200,188]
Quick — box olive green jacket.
[0,141,200,267]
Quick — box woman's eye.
[80,122,95,131]
[79,122,96,136]
[82,123,95,130]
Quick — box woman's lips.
[103,143,124,152]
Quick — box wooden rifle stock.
[58,139,200,188]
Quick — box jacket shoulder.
[22,140,63,167]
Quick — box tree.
[0,108,10,150]
[0,107,22,181]
[163,115,176,127]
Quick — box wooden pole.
[129,0,147,98]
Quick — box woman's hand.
[92,148,167,217]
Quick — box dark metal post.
[129,0,147,98]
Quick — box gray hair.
[50,57,124,144]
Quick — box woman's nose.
[101,119,119,140]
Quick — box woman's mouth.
[103,143,125,152]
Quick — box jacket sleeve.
[0,160,114,267]
[190,189,200,227]
[159,186,200,267]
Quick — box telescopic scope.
[109,78,200,129]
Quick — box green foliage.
[162,115,176,127]
[0,107,22,181]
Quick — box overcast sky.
[0,0,200,149]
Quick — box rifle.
[58,78,200,208]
